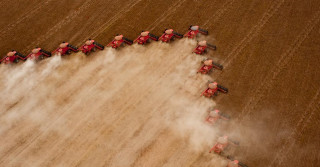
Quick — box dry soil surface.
[0,0,320,167]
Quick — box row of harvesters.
[199,82,248,167]
[193,39,248,167]
[1,25,213,65]
[0,25,245,166]
[184,28,248,167]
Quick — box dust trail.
[0,39,228,167]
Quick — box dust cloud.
[0,39,228,167]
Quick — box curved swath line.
[88,0,142,40]
[267,89,320,167]
[238,10,320,122]
[147,0,186,31]
[22,0,94,53]
[203,0,235,28]
[222,0,285,69]
[0,0,53,38]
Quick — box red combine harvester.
[134,31,159,45]
[201,81,228,98]
[198,58,223,74]
[209,136,239,154]
[193,41,216,55]
[159,29,183,42]
[107,34,133,49]
[227,160,240,167]
[52,42,78,56]
[25,48,51,61]
[205,109,230,125]
[226,156,248,167]
[80,39,104,55]
[184,25,208,39]
[0,50,26,64]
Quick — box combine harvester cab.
[198,58,223,74]
[52,42,78,56]
[201,81,228,98]
[0,50,26,64]
[134,31,159,45]
[193,40,216,55]
[184,25,208,39]
[209,136,244,167]
[205,109,230,125]
[226,156,248,167]
[25,48,51,61]
[107,34,133,49]
[80,39,104,55]
[209,136,239,154]
[159,29,183,43]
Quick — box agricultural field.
[0,0,319,166]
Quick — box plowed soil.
[0,0,319,167]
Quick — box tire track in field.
[234,52,253,90]
[58,55,192,166]
[0,0,53,38]
[147,0,186,31]
[189,152,207,167]
[10,42,194,166]
[103,79,209,167]
[222,0,285,68]
[8,48,138,140]
[68,47,196,167]
[56,43,207,167]
[22,0,95,53]
[75,114,166,167]
[237,9,320,121]
[0,50,144,165]
[127,95,216,166]
[0,56,103,164]
[0,64,133,165]
[146,0,181,30]
[47,62,177,166]
[0,51,131,164]
[89,0,142,40]
[130,130,181,167]
[162,143,202,167]
[267,89,320,167]
[0,0,10,9]
[0,57,65,113]
[203,0,236,28]
[0,55,88,135]
[105,105,170,167]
